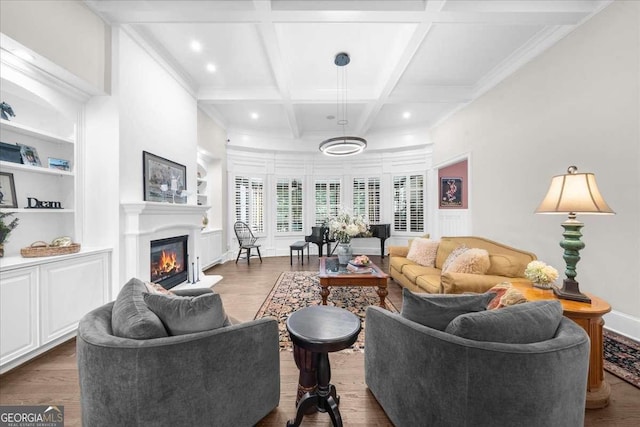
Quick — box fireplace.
[150,235,188,289]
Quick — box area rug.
[604,329,640,389]
[254,271,398,352]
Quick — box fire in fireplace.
[150,235,188,289]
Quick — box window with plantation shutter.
[393,174,424,232]
[276,178,303,232]
[353,177,380,224]
[315,179,341,225]
[234,176,264,233]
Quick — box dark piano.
[305,226,330,257]
[368,223,391,258]
[306,223,391,258]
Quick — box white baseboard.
[604,310,640,341]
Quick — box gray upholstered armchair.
[365,303,590,427]
[77,287,280,427]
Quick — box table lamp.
[535,166,615,303]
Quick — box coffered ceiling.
[86,0,611,145]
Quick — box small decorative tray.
[21,241,81,258]
[348,260,371,267]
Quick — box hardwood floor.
[1,255,638,426]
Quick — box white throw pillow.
[444,248,490,274]
[406,238,440,267]
[441,245,469,272]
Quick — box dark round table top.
[286,306,361,353]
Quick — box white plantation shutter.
[291,179,303,232]
[393,174,424,232]
[409,175,424,232]
[235,176,249,224]
[234,176,264,233]
[353,177,380,223]
[315,179,341,225]
[276,178,303,232]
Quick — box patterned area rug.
[254,271,398,352]
[604,329,640,389]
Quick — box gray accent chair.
[365,306,590,427]
[77,289,280,427]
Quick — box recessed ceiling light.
[12,49,34,62]
[190,40,202,52]
[206,63,216,73]
[403,111,411,119]
[250,112,259,120]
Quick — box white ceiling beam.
[86,1,594,25]
[198,86,283,102]
[253,0,301,138]
[387,85,475,103]
[356,20,434,134]
[198,104,228,130]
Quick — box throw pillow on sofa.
[145,281,175,296]
[406,238,440,267]
[144,292,230,336]
[445,300,563,344]
[111,277,169,340]
[441,245,469,272]
[485,282,527,309]
[400,288,496,331]
[444,248,491,274]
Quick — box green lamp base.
[553,279,591,303]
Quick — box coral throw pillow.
[145,281,175,296]
[485,282,528,309]
[444,248,491,274]
[406,238,439,267]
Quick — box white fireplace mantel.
[121,201,210,284]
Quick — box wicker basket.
[20,241,81,258]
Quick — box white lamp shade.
[536,172,614,214]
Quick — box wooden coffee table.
[318,257,389,308]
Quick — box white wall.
[0,0,110,93]
[197,108,227,237]
[431,1,640,339]
[117,29,198,203]
[115,28,198,285]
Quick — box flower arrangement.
[525,260,559,289]
[326,208,369,244]
[353,255,370,266]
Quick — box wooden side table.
[512,283,612,409]
[286,306,362,427]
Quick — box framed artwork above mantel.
[143,151,187,203]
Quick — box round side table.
[512,282,612,408]
[286,305,361,427]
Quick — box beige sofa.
[389,236,537,294]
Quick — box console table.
[512,283,611,409]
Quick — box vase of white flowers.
[326,208,369,264]
[525,260,559,289]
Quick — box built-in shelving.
[0,160,74,176]
[196,162,208,206]
[0,35,112,376]
[0,208,75,214]
[0,119,74,145]
[0,69,78,257]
